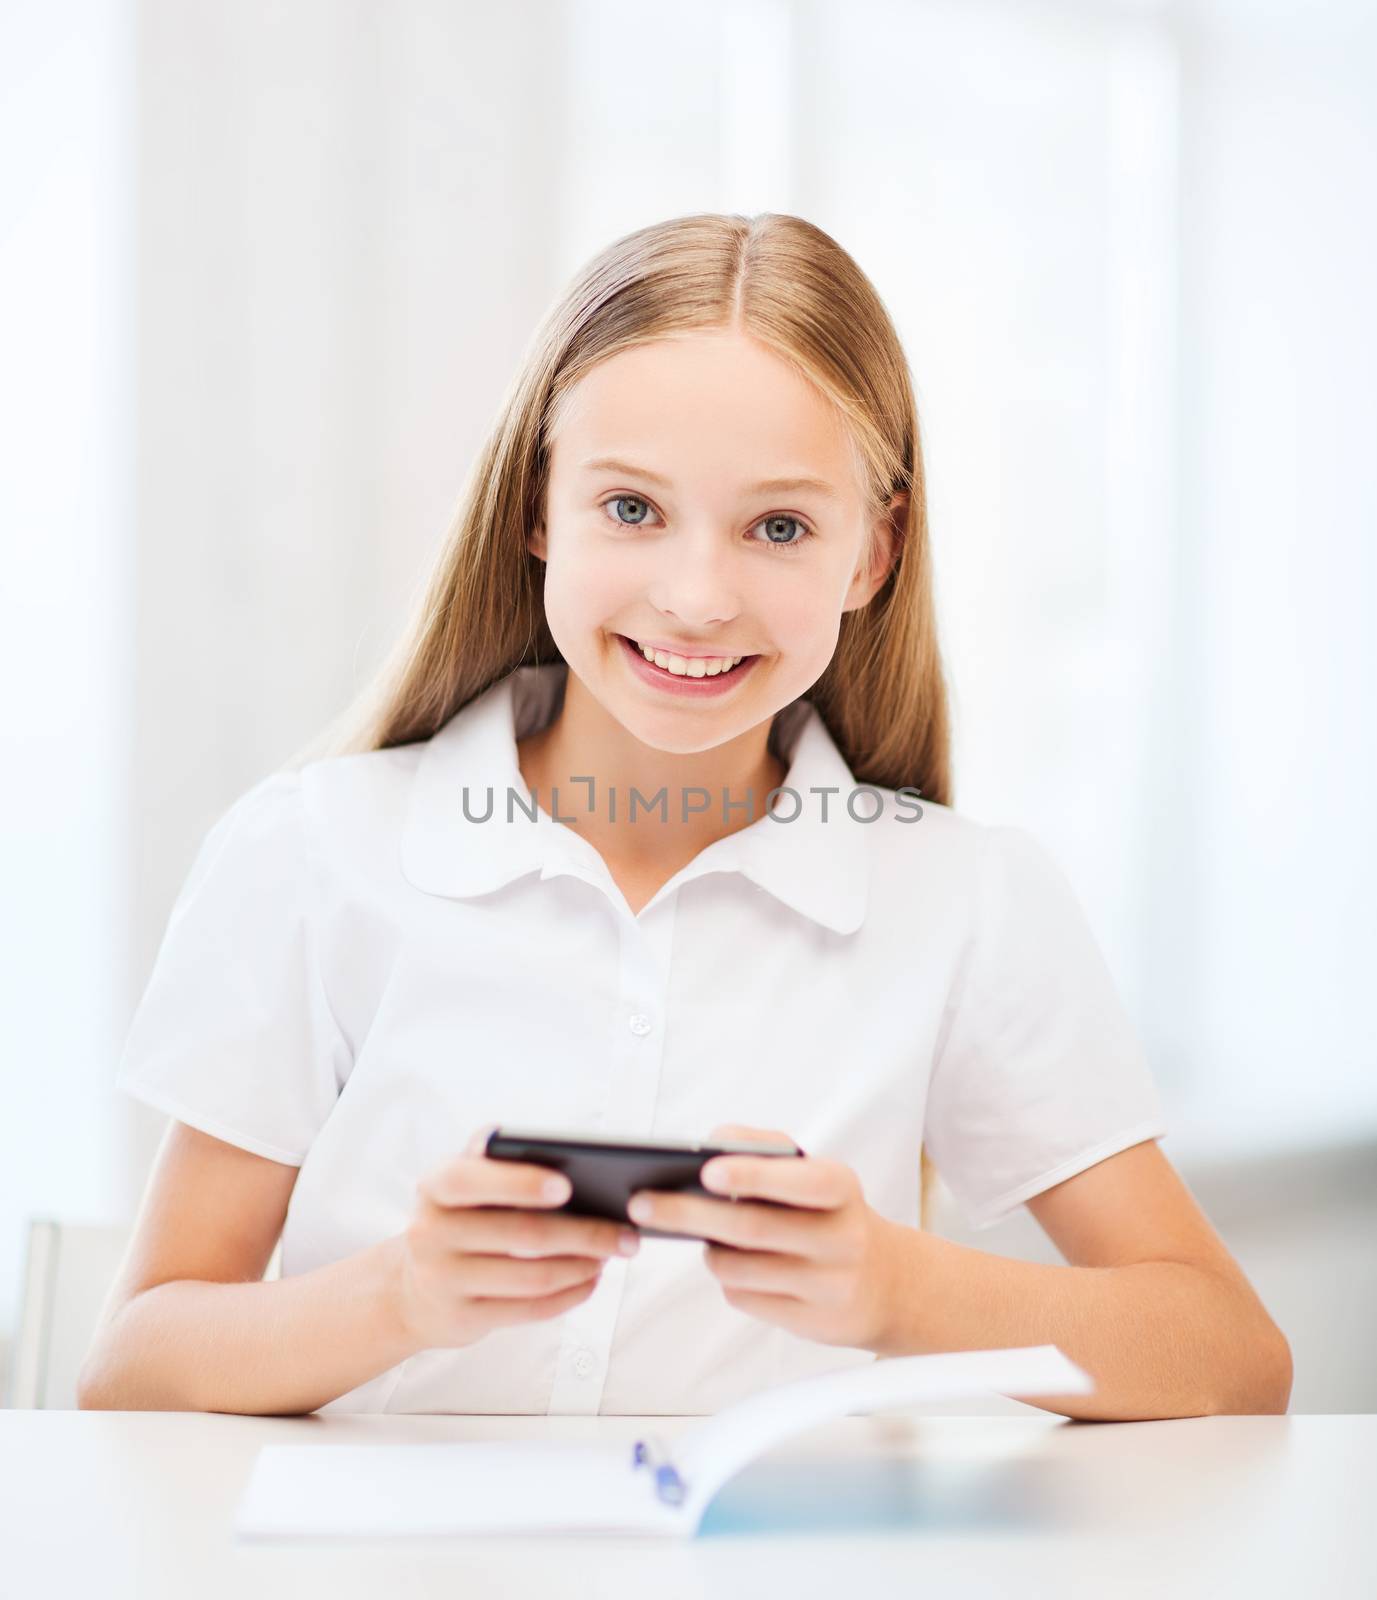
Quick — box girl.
[80,213,1291,1421]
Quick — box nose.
[645,522,742,629]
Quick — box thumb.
[708,1122,798,1151]
[465,1122,498,1157]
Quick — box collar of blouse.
[399,663,870,935]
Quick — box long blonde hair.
[282,212,951,1226]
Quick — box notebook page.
[235,1439,682,1540]
[673,1344,1093,1527]
[233,1345,1092,1541]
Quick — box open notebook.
[234,1344,1091,1540]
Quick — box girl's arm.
[76,1122,420,1415]
[78,1119,634,1415]
[634,1127,1291,1422]
[873,1139,1294,1419]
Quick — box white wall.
[0,0,136,1387]
[124,0,571,1194]
[1171,0,1377,1157]
[790,0,1377,1161]
[793,0,1182,1060]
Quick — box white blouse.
[115,662,1166,1415]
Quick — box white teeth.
[635,641,744,677]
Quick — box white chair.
[7,1218,282,1409]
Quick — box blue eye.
[600,496,815,553]
[750,514,814,553]
[605,494,657,527]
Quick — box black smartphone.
[483,1127,806,1242]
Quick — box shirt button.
[572,1347,597,1379]
[628,1013,653,1037]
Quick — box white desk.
[3,1410,1373,1598]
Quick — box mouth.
[613,633,761,695]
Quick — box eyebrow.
[579,455,840,501]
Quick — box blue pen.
[631,1434,687,1506]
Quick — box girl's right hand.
[388,1125,641,1352]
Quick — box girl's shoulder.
[295,739,426,820]
[194,744,431,901]
[825,787,983,939]
[856,788,1065,935]
[287,741,430,881]
[858,787,988,876]
[863,793,1110,995]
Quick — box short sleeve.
[115,771,350,1165]
[922,824,1167,1230]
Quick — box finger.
[708,1123,799,1151]
[455,1252,605,1300]
[465,1123,499,1157]
[704,1243,821,1298]
[699,1153,850,1210]
[481,1275,600,1324]
[421,1154,571,1210]
[715,1284,817,1337]
[629,1189,838,1255]
[437,1207,637,1261]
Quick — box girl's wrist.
[868,1219,939,1358]
[368,1234,428,1364]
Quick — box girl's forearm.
[871,1224,1292,1420]
[77,1237,422,1415]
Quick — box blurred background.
[1,0,1374,1409]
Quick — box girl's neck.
[516,669,786,868]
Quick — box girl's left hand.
[627,1122,905,1351]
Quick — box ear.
[526,520,548,562]
[844,490,906,611]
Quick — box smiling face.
[528,328,901,755]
